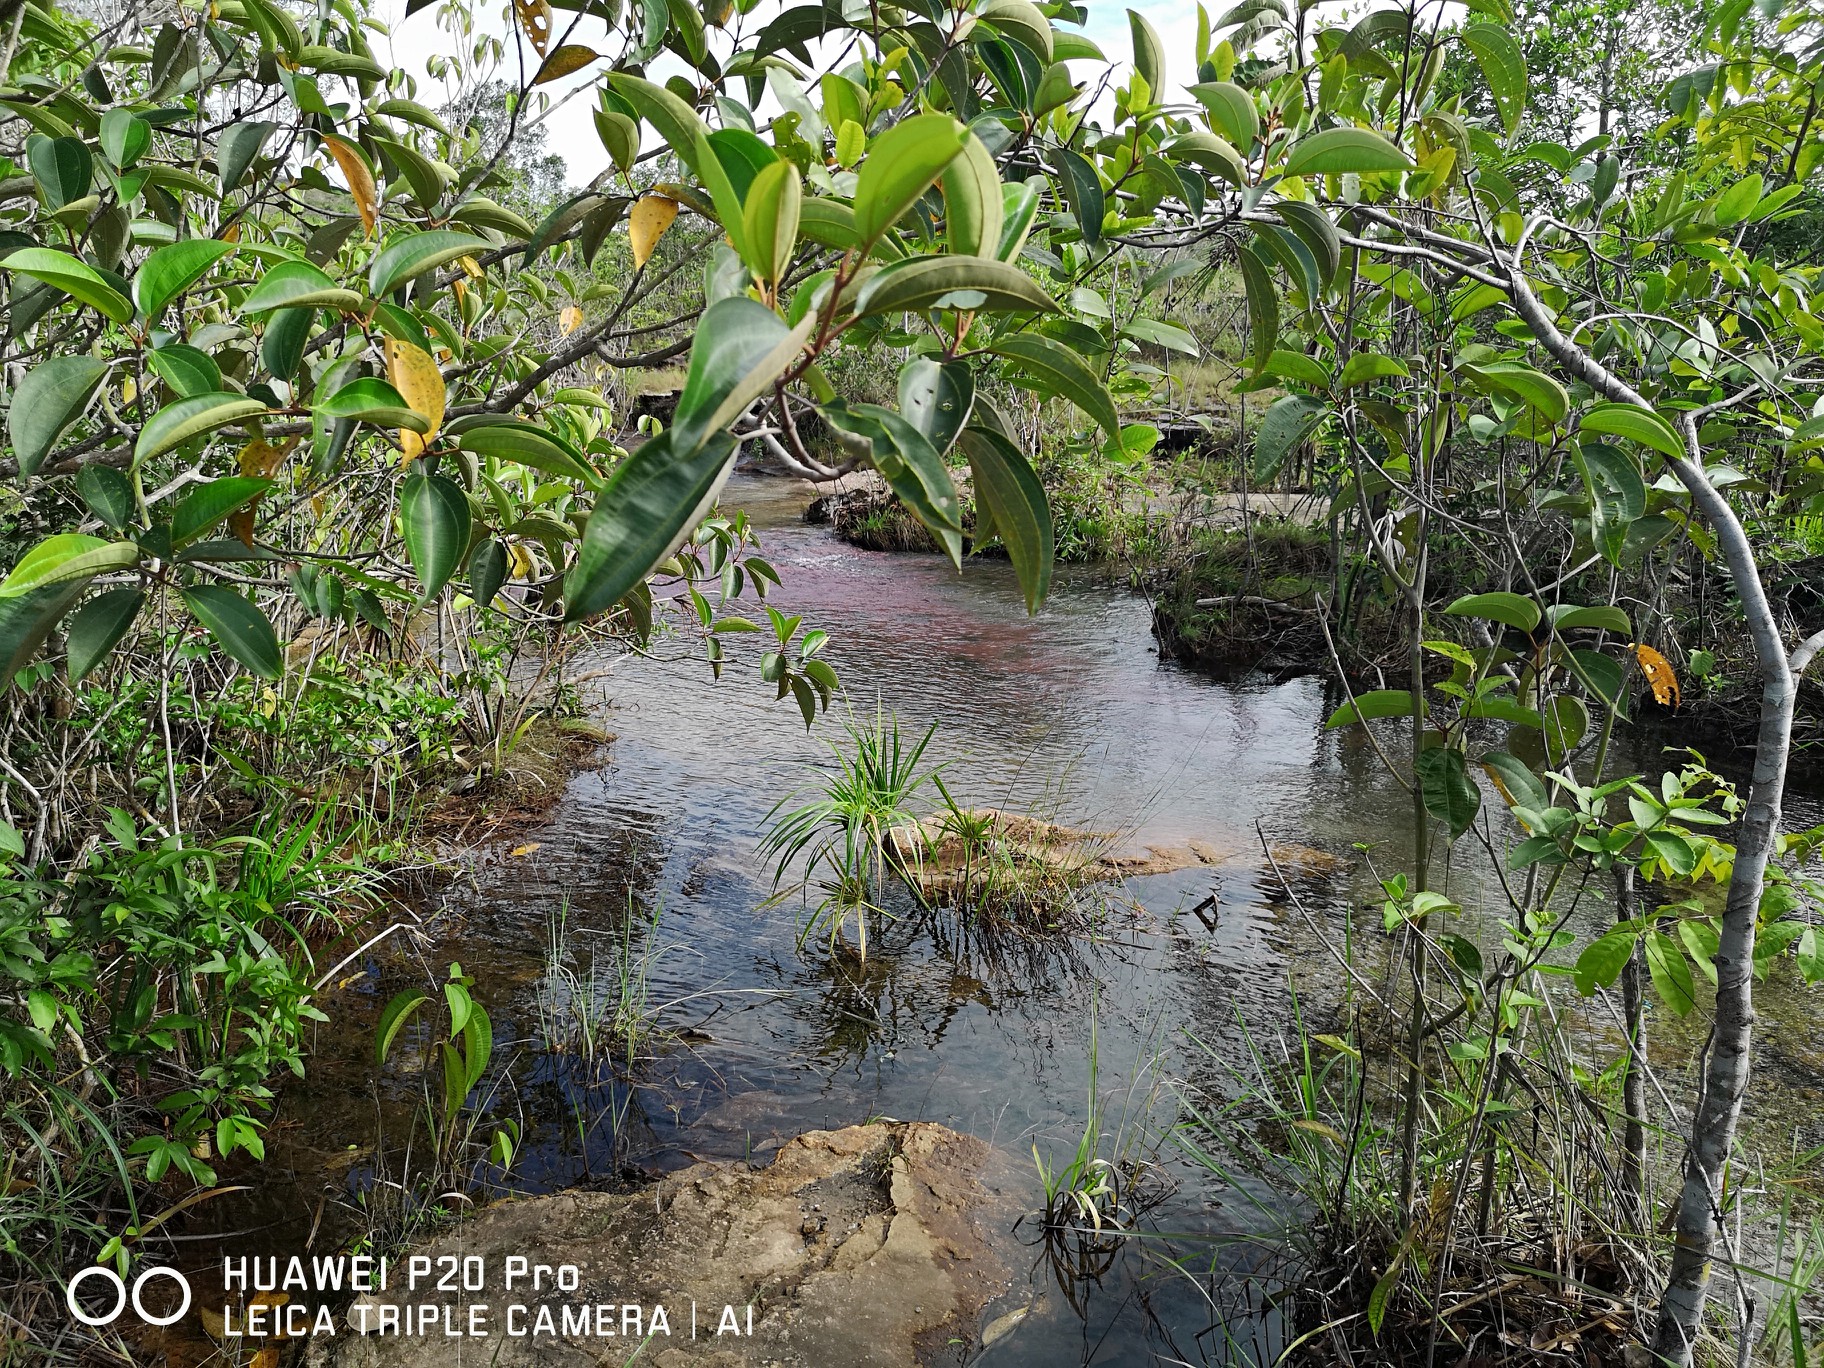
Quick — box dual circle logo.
[66,1266,192,1327]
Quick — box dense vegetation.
[0,0,1820,1360]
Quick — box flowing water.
[173,474,1824,1366]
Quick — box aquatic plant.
[760,707,944,956]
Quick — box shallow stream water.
[171,474,1824,1367]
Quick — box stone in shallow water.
[319,1122,1010,1368]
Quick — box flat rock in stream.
[321,1122,1010,1368]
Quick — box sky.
[371,0,1210,188]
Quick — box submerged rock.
[321,1122,1009,1368]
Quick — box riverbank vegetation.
[0,0,1821,1360]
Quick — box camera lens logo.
[66,1266,192,1327]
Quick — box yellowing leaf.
[121,377,136,404]
[457,254,484,279]
[629,194,679,269]
[237,436,293,479]
[1633,642,1681,708]
[251,1349,280,1368]
[324,135,378,237]
[559,304,583,335]
[385,337,445,459]
[229,507,257,547]
[509,841,541,856]
[508,542,535,578]
[534,44,599,84]
[514,0,553,54]
[198,1306,226,1340]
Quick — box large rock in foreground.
[325,1123,1011,1368]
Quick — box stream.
[173,473,1824,1367]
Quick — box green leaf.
[1570,647,1628,717]
[671,297,813,455]
[0,534,139,598]
[262,306,314,383]
[1051,145,1105,245]
[99,109,152,170]
[942,132,1004,258]
[1259,350,1333,389]
[977,0,1055,60]
[1,248,134,324]
[1445,591,1541,632]
[1190,81,1259,148]
[853,113,968,247]
[898,358,975,456]
[990,333,1119,438]
[1462,360,1567,424]
[135,393,269,463]
[740,158,801,286]
[27,135,91,209]
[66,587,144,683]
[1326,689,1423,726]
[181,584,283,678]
[374,990,428,1066]
[10,356,109,476]
[1546,604,1631,634]
[240,259,363,314]
[1458,24,1526,136]
[1337,354,1408,388]
[456,421,597,484]
[1479,750,1548,810]
[1238,243,1277,376]
[217,121,275,193]
[1282,126,1413,178]
[607,74,749,263]
[827,401,964,564]
[0,582,86,689]
[468,538,508,609]
[997,179,1042,261]
[852,255,1059,317]
[171,476,271,547]
[146,344,223,398]
[1252,394,1329,482]
[1128,9,1165,97]
[958,427,1053,612]
[1166,130,1246,186]
[1275,201,1341,287]
[1574,930,1636,995]
[1579,402,1685,460]
[133,238,235,321]
[1417,747,1481,840]
[78,466,135,530]
[400,473,472,602]
[1644,930,1697,1016]
[317,378,431,433]
[369,229,493,298]
[565,428,739,621]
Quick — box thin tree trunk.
[1616,865,1647,1225]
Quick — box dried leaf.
[237,436,293,479]
[509,842,541,856]
[385,336,445,460]
[629,194,679,270]
[559,304,583,335]
[197,1305,226,1341]
[324,136,378,237]
[1632,643,1680,709]
[229,508,257,548]
[534,44,599,84]
[251,1348,281,1368]
[514,0,553,54]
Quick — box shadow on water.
[165,474,1824,1366]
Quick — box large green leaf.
[1,248,134,324]
[1282,126,1413,178]
[1579,402,1685,460]
[182,584,283,678]
[0,534,139,598]
[823,402,964,565]
[852,255,1058,318]
[990,333,1119,438]
[941,132,1004,257]
[240,259,364,314]
[1168,131,1245,186]
[1128,9,1165,97]
[1252,393,1329,482]
[564,428,739,621]
[217,120,275,193]
[1458,23,1526,137]
[0,582,86,689]
[99,110,151,170]
[147,344,224,398]
[400,473,472,601]
[607,74,749,263]
[1238,243,1277,376]
[977,0,1054,60]
[456,421,598,485]
[317,378,431,433]
[1326,689,1425,727]
[171,476,272,547]
[852,113,968,247]
[66,587,144,683]
[1274,202,1341,287]
[1417,746,1481,840]
[468,538,508,609]
[671,297,814,454]
[898,358,975,456]
[27,134,90,209]
[10,356,109,476]
[134,238,235,322]
[1190,81,1260,148]
[135,393,269,463]
[958,426,1053,612]
[1461,360,1567,424]
[1051,145,1104,245]
[1445,591,1541,632]
[369,229,493,298]
[78,466,135,530]
[1479,749,1549,811]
